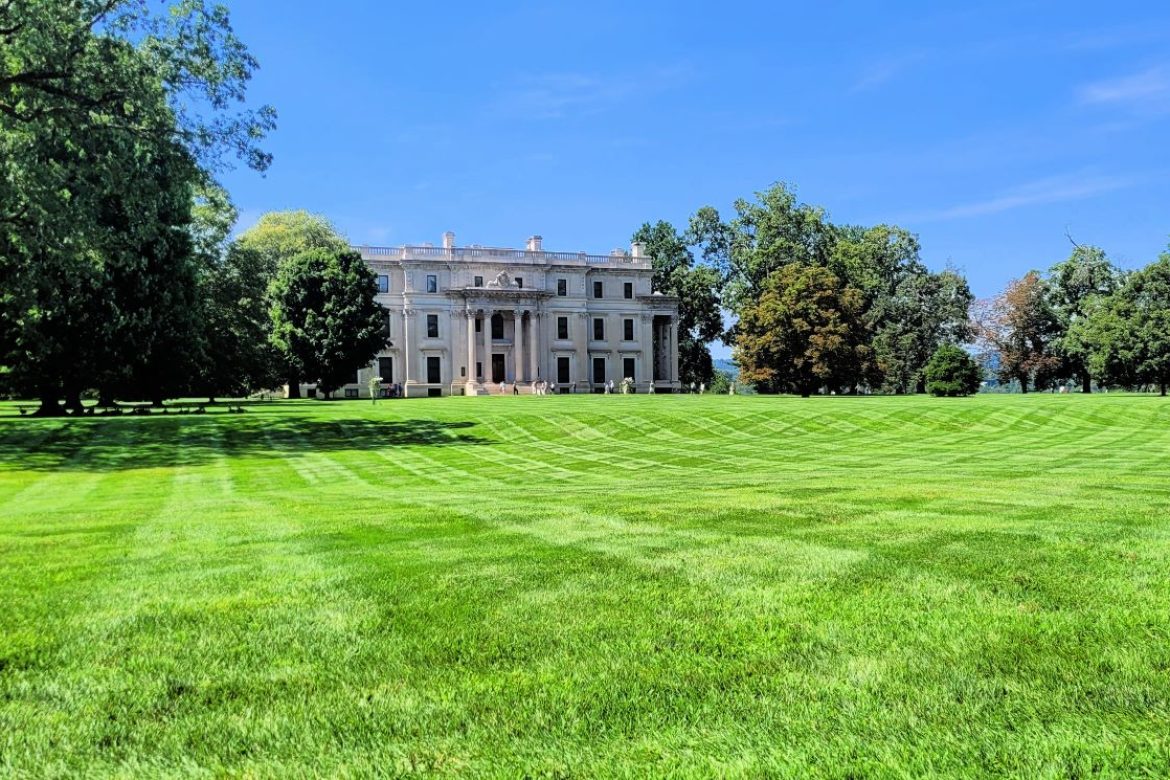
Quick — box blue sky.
[220,2,1170,357]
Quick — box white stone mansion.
[336,232,680,397]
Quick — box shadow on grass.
[0,416,489,472]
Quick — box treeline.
[974,244,1170,395]
[635,183,973,395]
[0,2,388,415]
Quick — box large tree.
[735,264,871,396]
[0,0,272,413]
[692,183,837,313]
[631,221,723,385]
[1,40,205,413]
[974,272,1060,393]
[1045,244,1123,393]
[1113,252,1170,395]
[269,248,388,399]
[236,211,349,396]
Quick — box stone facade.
[321,233,680,398]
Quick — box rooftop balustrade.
[356,244,649,268]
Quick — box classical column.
[483,306,493,380]
[513,309,525,383]
[669,316,680,385]
[576,312,589,389]
[641,313,655,386]
[403,306,413,386]
[528,312,540,380]
[465,307,477,387]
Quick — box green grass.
[1,394,1169,778]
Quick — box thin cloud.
[912,174,1135,222]
[489,66,691,120]
[1079,66,1170,112]
[850,53,927,93]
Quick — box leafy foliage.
[269,248,388,398]
[973,272,1060,393]
[924,344,982,397]
[735,264,871,396]
[1045,245,1122,392]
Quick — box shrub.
[925,345,982,397]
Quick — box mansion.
[329,232,680,397]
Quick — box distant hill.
[713,359,738,379]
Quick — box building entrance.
[491,353,506,383]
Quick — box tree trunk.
[34,387,64,417]
[64,387,84,414]
[1081,373,1092,394]
[98,388,114,408]
[1019,376,1029,394]
[151,389,165,408]
[1161,382,1167,397]
[286,368,301,399]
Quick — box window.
[557,278,567,296]
[475,317,482,333]
[624,357,636,382]
[383,312,392,339]
[476,361,482,378]
[624,282,633,299]
[376,274,389,293]
[426,314,439,338]
[593,280,603,298]
[491,313,504,340]
[557,316,568,340]
[426,274,438,293]
[516,277,523,289]
[378,357,393,382]
[474,275,483,287]
[623,318,634,341]
[593,357,606,385]
[593,318,604,341]
[558,356,571,384]
[427,356,441,384]
[345,388,359,398]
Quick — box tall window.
[593,317,604,341]
[426,356,441,384]
[474,275,483,287]
[426,274,438,293]
[557,316,568,340]
[378,357,393,382]
[557,278,567,296]
[624,357,636,382]
[383,312,392,339]
[623,318,634,341]
[376,275,389,293]
[426,314,439,338]
[475,317,482,333]
[592,357,606,385]
[624,282,633,299]
[491,313,504,340]
[593,280,603,298]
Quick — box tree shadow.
[0,416,489,473]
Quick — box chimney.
[526,235,543,252]
[442,231,455,249]
[631,241,646,259]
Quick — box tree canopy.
[269,248,388,399]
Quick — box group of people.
[497,380,560,395]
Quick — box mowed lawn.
[1,395,1169,778]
